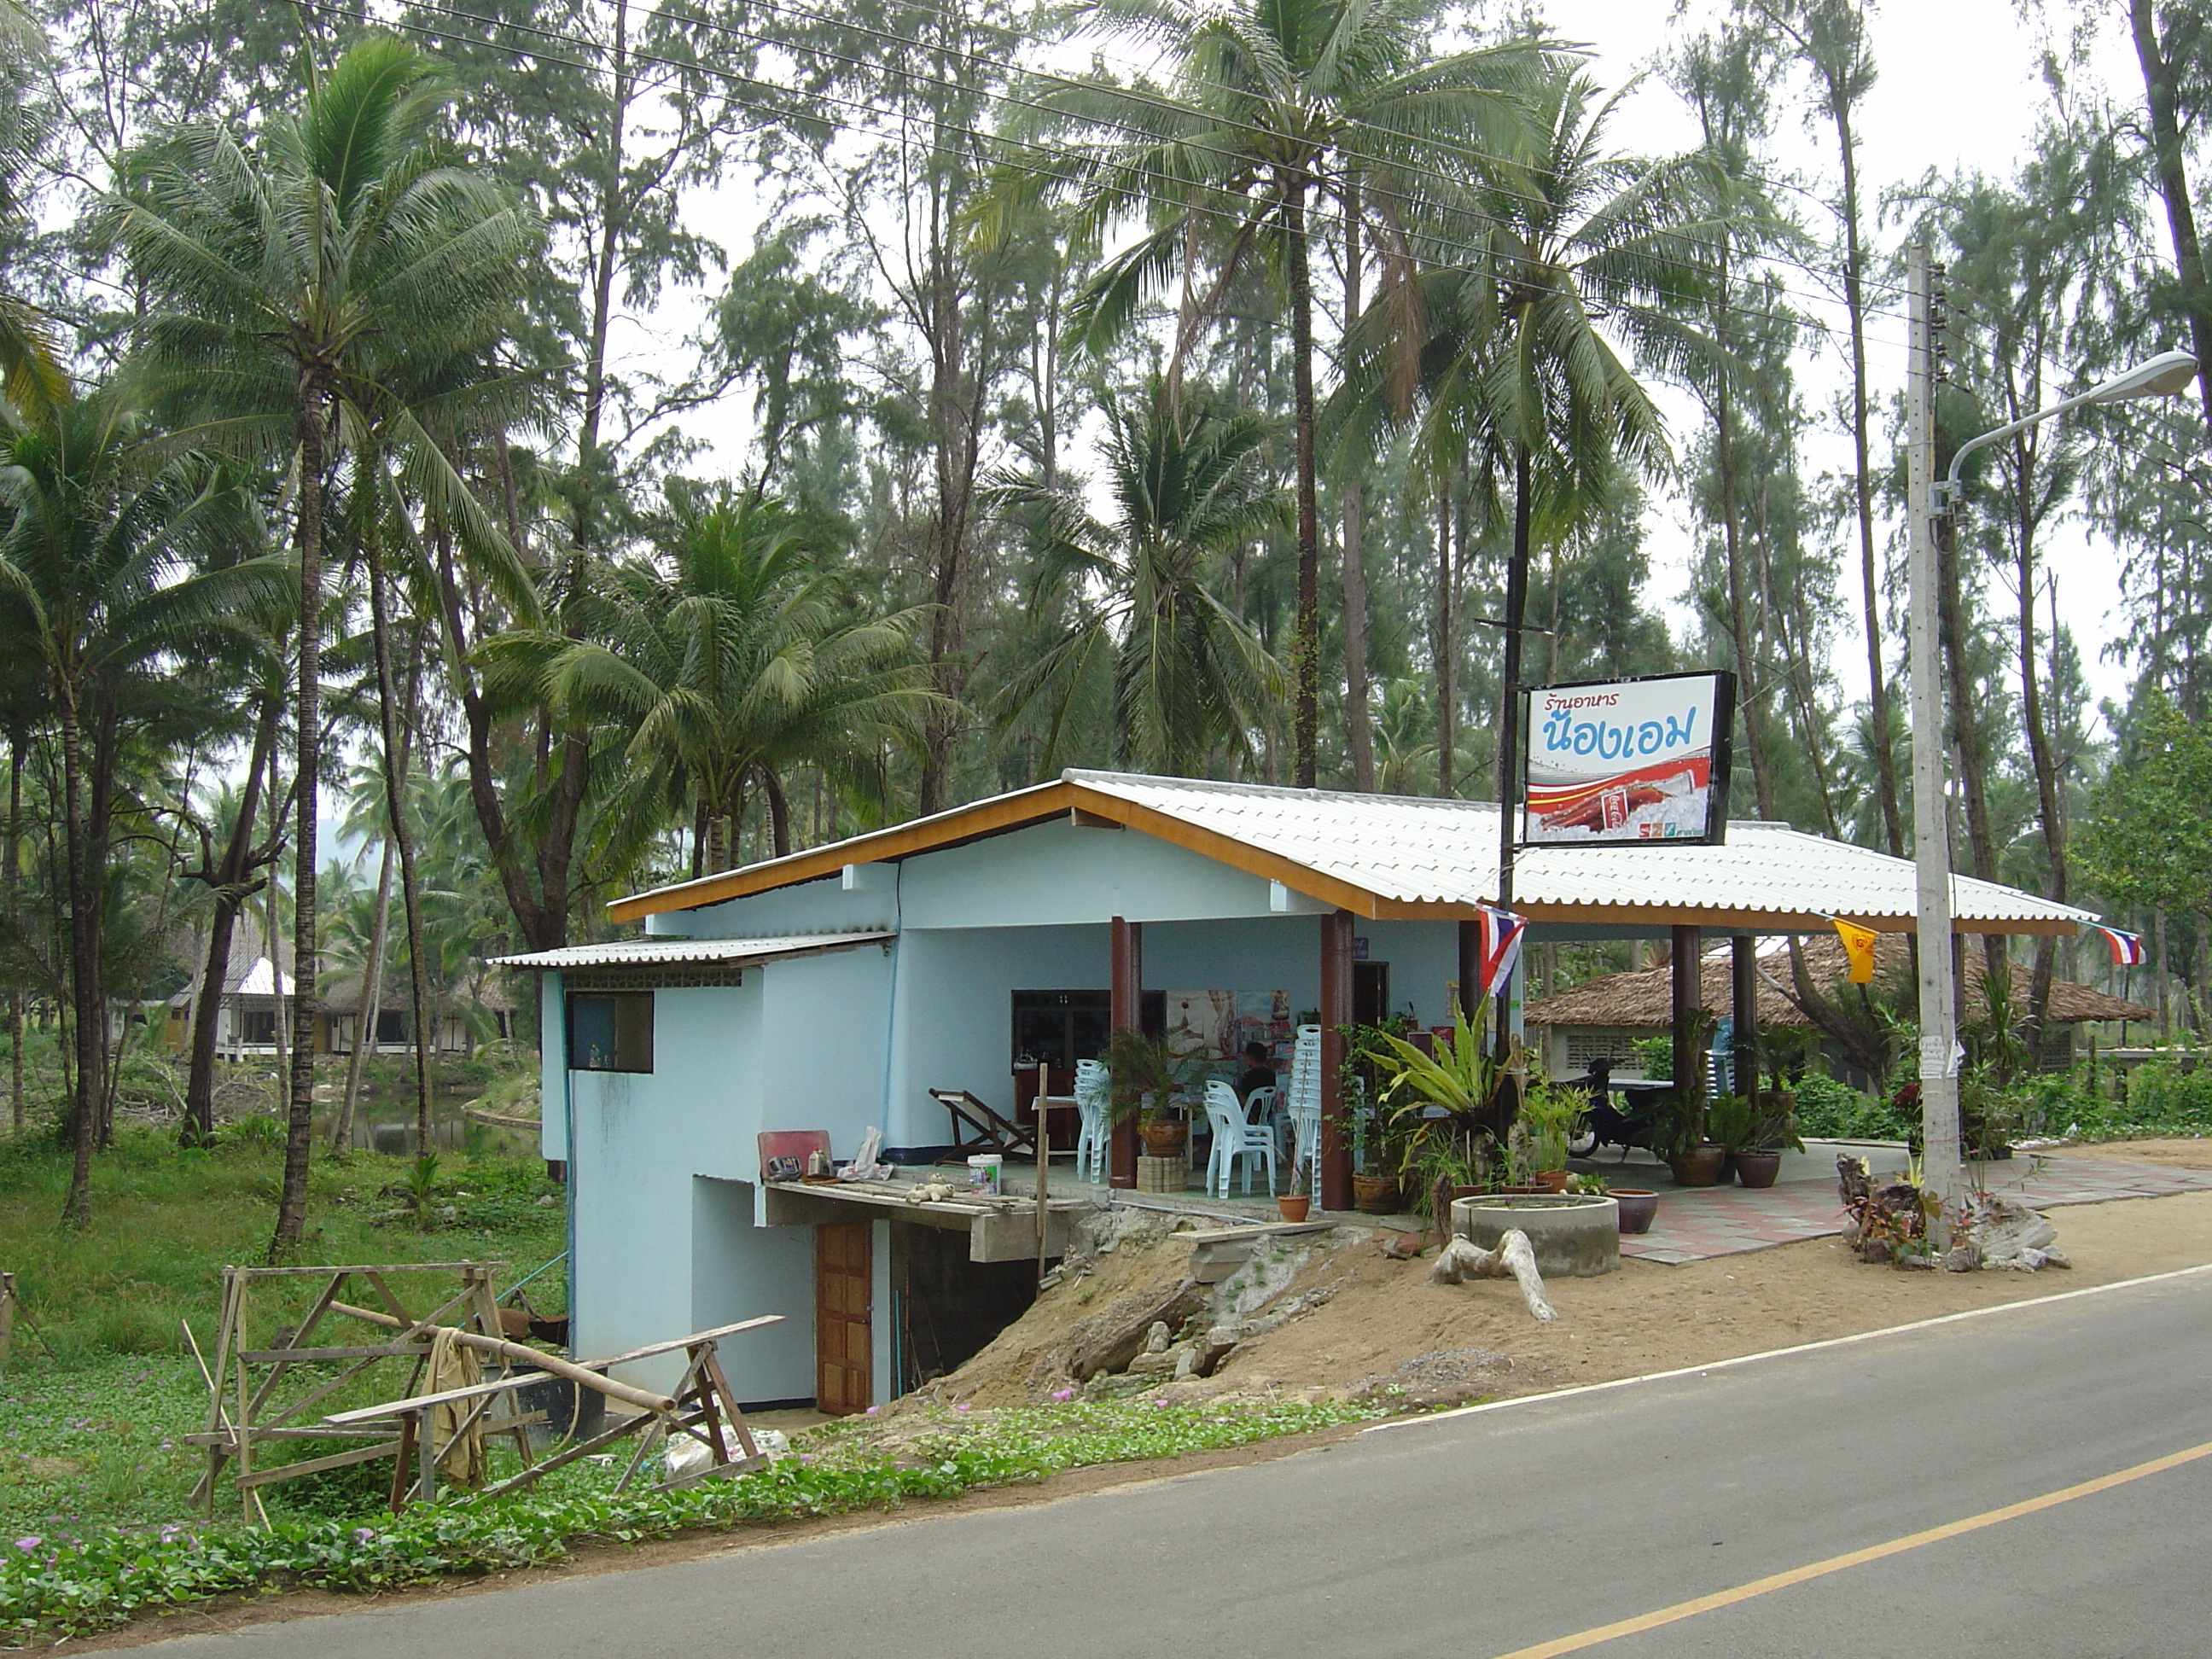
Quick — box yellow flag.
[1833,917,1879,984]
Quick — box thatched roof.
[1525,934,2153,1031]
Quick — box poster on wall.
[1164,991,1291,1066]
[1520,671,1735,847]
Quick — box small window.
[242,1009,278,1045]
[374,1010,408,1045]
[568,992,653,1073]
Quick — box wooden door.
[814,1222,873,1415]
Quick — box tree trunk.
[1493,447,1534,1062]
[56,693,97,1226]
[760,765,793,859]
[1341,192,1373,791]
[1285,176,1321,790]
[1833,103,1905,855]
[1435,467,1456,796]
[365,514,437,1159]
[1934,509,2005,991]
[1715,261,1775,818]
[6,730,20,1132]
[273,385,329,1254]
[2129,0,2212,443]
[2014,466,2066,1039]
[184,683,282,1145]
[333,834,393,1154]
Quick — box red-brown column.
[1672,924,1703,1096]
[1458,918,1481,1023]
[1319,910,1354,1210]
[1109,916,1141,1188]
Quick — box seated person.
[1236,1040,1278,1104]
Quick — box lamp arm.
[1941,382,2110,500]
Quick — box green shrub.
[1790,1072,1912,1140]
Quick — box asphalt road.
[136,1270,2212,1658]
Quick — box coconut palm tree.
[109,35,538,1247]
[0,0,67,418]
[0,387,283,1223]
[1004,0,1551,787]
[492,488,943,874]
[992,383,1285,775]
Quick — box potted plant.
[1365,1005,1518,1212]
[1710,1092,1804,1188]
[1278,1161,1311,1223]
[1653,1089,1725,1186]
[1519,1078,1586,1192]
[1103,1027,1208,1158]
[1346,1074,1402,1214]
[1583,1169,1660,1235]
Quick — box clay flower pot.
[1140,1118,1188,1157]
[1667,1143,1728,1187]
[1610,1189,1660,1234]
[1533,1170,1575,1194]
[1734,1150,1783,1189]
[1353,1173,1402,1214]
[1278,1194,1312,1223]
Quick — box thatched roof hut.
[1526,934,2152,1033]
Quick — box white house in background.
[497,770,2094,1411]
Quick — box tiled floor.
[1620,1154,2212,1266]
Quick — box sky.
[607,0,2176,725]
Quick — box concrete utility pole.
[1906,240,1962,1238]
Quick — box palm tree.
[111,36,538,1248]
[0,0,67,418]
[492,488,943,874]
[992,384,1285,775]
[0,388,282,1222]
[1007,0,1549,786]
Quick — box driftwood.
[1429,1231,1557,1323]
[1068,1280,1207,1380]
[329,1301,673,1412]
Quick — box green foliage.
[1100,1028,1209,1123]
[2076,694,2212,917]
[1790,1071,1912,1140]
[1517,1078,1585,1172]
[0,1399,1378,1639]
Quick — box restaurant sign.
[1520,671,1736,847]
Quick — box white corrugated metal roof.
[492,932,894,970]
[1063,771,2092,926]
[234,957,293,996]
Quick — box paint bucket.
[967,1154,1003,1195]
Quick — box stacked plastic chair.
[1072,1058,1111,1185]
[1202,1080,1278,1198]
[1285,1024,1324,1208]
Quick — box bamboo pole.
[326,1301,674,1412]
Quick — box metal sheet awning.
[492,931,894,971]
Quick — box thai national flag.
[1476,905,1529,997]
[2094,925,2147,968]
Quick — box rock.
[1382,1231,1425,1260]
[1144,1319,1171,1354]
[535,1194,558,1208]
[1943,1243,1982,1273]
[2041,1247,2073,1268]
[1895,1252,1936,1271]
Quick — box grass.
[0,1123,568,1539]
[0,1396,1381,1639]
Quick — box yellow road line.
[1487,1437,2212,1659]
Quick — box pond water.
[311,1084,542,1161]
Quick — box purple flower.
[14,1538,39,1551]
[352,1528,375,1545]
[1050,1388,1074,1401]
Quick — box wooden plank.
[326,1302,675,1412]
[323,1372,543,1425]
[224,1262,507,1278]
[241,1344,434,1363]
[183,1427,394,1447]
[1176,1220,1337,1245]
[235,1440,405,1488]
[586,1315,785,1370]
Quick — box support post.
[1906,240,1961,1237]
[1731,935,1757,1097]
[1670,926,1702,1097]
[1109,916,1140,1189]
[1319,910,1354,1211]
[1457,920,1481,1025]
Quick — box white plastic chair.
[1202,1080,1278,1198]
[1072,1059,1111,1184]
[1245,1085,1284,1157]
[1285,1024,1324,1205]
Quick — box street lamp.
[1909,242,2196,1237]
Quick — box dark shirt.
[1237,1065,1277,1098]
